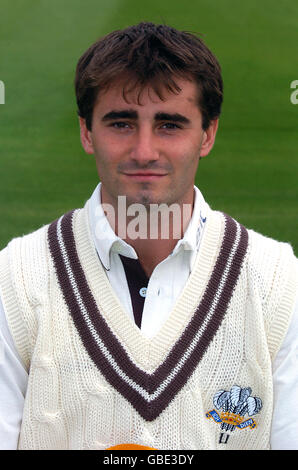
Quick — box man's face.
[80,78,218,209]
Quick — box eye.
[160,122,182,130]
[110,121,131,129]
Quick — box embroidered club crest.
[206,385,262,444]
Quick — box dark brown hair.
[75,22,223,131]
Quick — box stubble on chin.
[126,188,176,210]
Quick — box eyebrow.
[154,112,190,124]
[101,110,138,121]
[101,110,191,124]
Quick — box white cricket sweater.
[0,201,297,450]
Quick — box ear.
[199,119,219,158]
[79,117,94,155]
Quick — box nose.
[130,127,159,165]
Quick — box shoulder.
[244,224,297,284]
[211,207,297,274]
[0,222,50,279]
[1,207,83,254]
[233,217,298,359]
[210,209,297,277]
[0,208,83,302]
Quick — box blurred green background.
[0,0,297,252]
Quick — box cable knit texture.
[0,200,297,450]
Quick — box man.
[0,22,297,450]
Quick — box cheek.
[92,138,120,170]
[170,143,200,170]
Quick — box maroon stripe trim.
[47,209,248,421]
[49,210,236,390]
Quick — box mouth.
[121,172,168,182]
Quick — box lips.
[122,172,167,181]
[123,172,167,176]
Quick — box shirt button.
[139,287,147,297]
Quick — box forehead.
[94,78,200,115]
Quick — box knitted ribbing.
[0,201,296,449]
[0,224,48,371]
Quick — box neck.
[101,187,195,277]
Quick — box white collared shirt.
[0,183,297,449]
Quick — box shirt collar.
[171,185,207,255]
[88,182,208,271]
[88,183,138,270]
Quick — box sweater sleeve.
[0,293,28,449]
[265,245,298,362]
[247,229,298,362]
[0,224,50,371]
[271,284,298,449]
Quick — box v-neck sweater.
[0,200,296,449]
